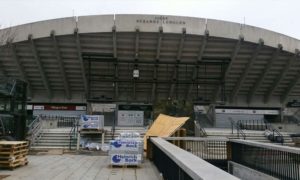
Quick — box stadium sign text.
[136,16,186,25]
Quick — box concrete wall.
[272,123,300,133]
[228,161,279,180]
[1,14,299,54]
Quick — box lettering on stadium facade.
[136,16,186,25]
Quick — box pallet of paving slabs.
[0,141,29,169]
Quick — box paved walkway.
[0,155,161,180]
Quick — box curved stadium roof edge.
[0,14,300,54]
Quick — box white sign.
[118,111,144,126]
[33,105,44,110]
[215,109,279,115]
[26,105,33,110]
[91,103,116,112]
[76,106,86,111]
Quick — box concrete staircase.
[204,128,295,146]
[30,127,148,150]
[30,128,75,150]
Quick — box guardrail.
[237,119,266,131]
[164,137,228,170]
[148,137,238,180]
[229,139,300,180]
[27,115,42,146]
[194,120,207,137]
[235,119,284,144]
[69,118,79,150]
[39,115,79,128]
[230,119,246,140]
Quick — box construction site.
[0,14,299,180]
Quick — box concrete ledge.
[163,136,228,141]
[228,161,279,180]
[230,139,300,154]
[151,137,239,180]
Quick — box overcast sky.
[0,0,299,39]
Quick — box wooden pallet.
[0,141,29,170]
[0,158,28,170]
[110,164,141,168]
[79,129,105,133]
[0,141,28,149]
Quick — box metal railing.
[235,119,284,143]
[39,115,79,128]
[69,118,79,150]
[194,120,207,137]
[264,119,284,143]
[27,115,43,146]
[164,137,228,170]
[206,105,215,126]
[148,137,238,180]
[229,139,300,180]
[237,119,266,131]
[230,119,246,140]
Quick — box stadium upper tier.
[0,14,299,107]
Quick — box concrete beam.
[51,31,71,99]
[114,63,119,100]
[230,39,264,102]
[176,28,186,61]
[9,42,32,97]
[74,28,88,97]
[247,44,282,104]
[186,31,209,100]
[151,65,158,102]
[151,28,163,102]
[135,28,139,59]
[156,27,163,60]
[168,65,178,99]
[281,67,300,104]
[197,30,209,61]
[0,47,8,78]
[112,26,117,58]
[212,35,244,101]
[28,34,52,99]
[265,49,300,103]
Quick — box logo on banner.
[112,155,122,163]
[112,140,122,148]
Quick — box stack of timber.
[0,141,29,169]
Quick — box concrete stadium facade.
[0,14,300,108]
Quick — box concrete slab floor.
[0,155,161,180]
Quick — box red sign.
[44,105,76,111]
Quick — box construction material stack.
[0,141,29,169]
[109,132,143,166]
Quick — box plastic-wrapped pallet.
[109,139,143,154]
[109,131,144,166]
[110,154,143,166]
[80,115,104,130]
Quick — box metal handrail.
[194,120,207,137]
[69,118,79,150]
[264,119,284,144]
[206,105,215,126]
[237,119,266,131]
[27,115,43,146]
[230,119,246,140]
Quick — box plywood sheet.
[144,114,189,150]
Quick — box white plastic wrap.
[80,115,104,130]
